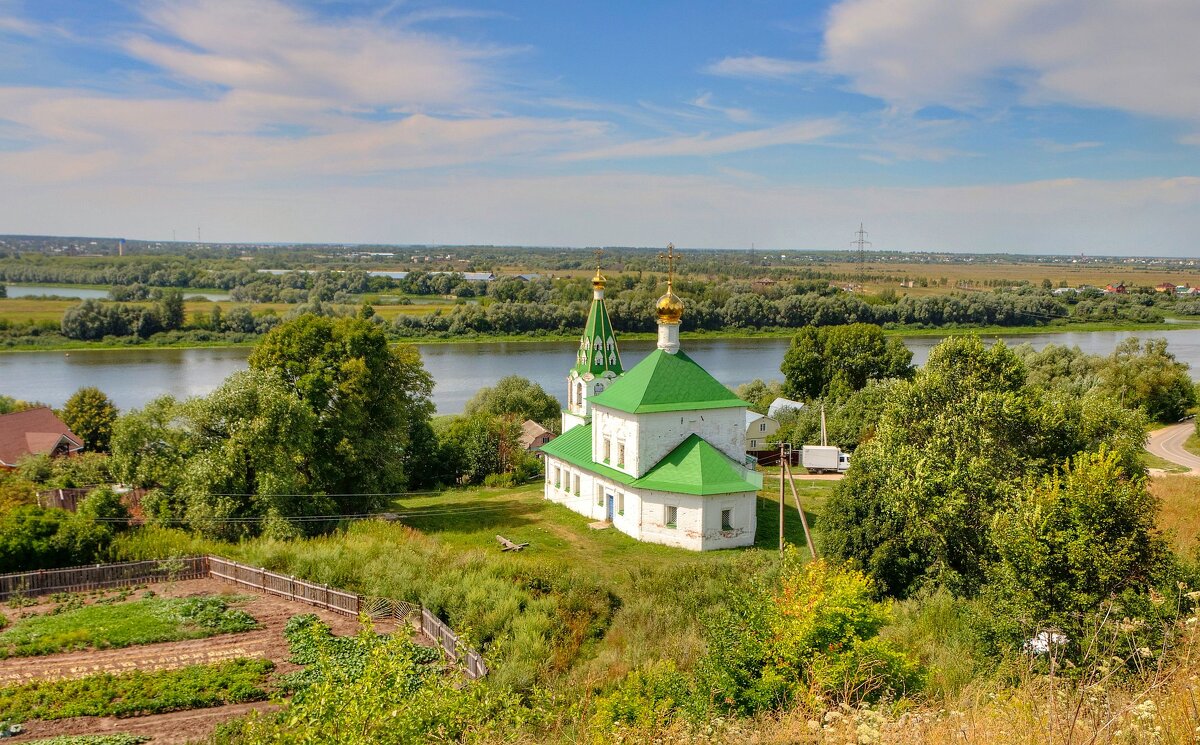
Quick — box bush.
[592,660,690,734]
[697,554,921,715]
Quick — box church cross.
[657,243,678,288]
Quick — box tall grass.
[1152,475,1200,555]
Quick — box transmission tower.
[850,223,871,288]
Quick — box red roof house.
[0,408,83,469]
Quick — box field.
[0,579,396,744]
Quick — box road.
[1146,421,1200,473]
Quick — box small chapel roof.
[589,349,748,414]
[539,425,761,495]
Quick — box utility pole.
[780,444,817,559]
[850,223,871,287]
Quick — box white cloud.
[124,0,500,113]
[821,0,1200,122]
[705,55,813,80]
[690,93,754,124]
[561,119,841,161]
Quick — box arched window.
[595,383,604,394]
[567,380,573,406]
[576,381,584,408]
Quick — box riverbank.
[2,318,1198,354]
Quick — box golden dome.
[592,267,607,290]
[656,288,684,324]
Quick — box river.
[4,284,231,301]
[0,329,1197,414]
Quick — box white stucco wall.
[636,407,747,471]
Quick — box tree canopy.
[820,336,1148,598]
[464,375,561,432]
[781,323,913,401]
[248,315,435,510]
[61,386,118,452]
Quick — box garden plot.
[0,578,401,744]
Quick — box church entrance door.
[605,494,614,522]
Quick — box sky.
[1,1,1200,255]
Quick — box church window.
[618,492,625,516]
[595,383,604,394]
[603,438,611,463]
[664,505,677,528]
[617,442,625,468]
[573,473,580,495]
[554,466,561,489]
[576,381,584,408]
[567,382,573,407]
[596,483,603,506]
[721,509,733,531]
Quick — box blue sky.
[2,0,1199,254]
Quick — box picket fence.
[0,555,487,679]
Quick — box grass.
[111,477,838,694]
[0,595,258,658]
[1152,474,1200,555]
[1142,450,1189,474]
[0,658,273,721]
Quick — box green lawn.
[0,595,258,658]
[390,477,836,588]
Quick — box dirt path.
[0,577,396,685]
[5,701,278,745]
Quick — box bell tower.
[563,251,623,432]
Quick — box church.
[539,249,761,551]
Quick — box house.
[540,259,762,551]
[1155,282,1177,293]
[1104,282,1128,294]
[0,408,83,469]
[767,397,805,418]
[745,411,779,452]
[519,420,555,451]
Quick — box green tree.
[158,289,185,331]
[248,315,435,510]
[1096,337,1196,423]
[110,396,191,493]
[464,375,560,432]
[781,323,913,401]
[734,379,784,414]
[61,386,119,452]
[177,370,330,539]
[986,450,1176,649]
[820,336,1145,598]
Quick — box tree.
[61,386,118,452]
[1096,337,1196,423]
[781,323,913,401]
[177,370,329,539]
[986,450,1176,649]
[820,336,1146,598]
[734,379,784,414]
[464,375,561,432]
[248,315,435,510]
[159,289,185,331]
[110,395,192,493]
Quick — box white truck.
[802,445,851,474]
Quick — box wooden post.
[784,458,818,559]
[779,442,786,556]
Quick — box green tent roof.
[539,426,762,495]
[588,349,749,414]
[635,434,763,495]
[573,293,622,376]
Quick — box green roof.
[573,293,622,376]
[635,434,763,495]
[589,349,748,414]
[539,426,762,496]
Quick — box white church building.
[539,254,762,551]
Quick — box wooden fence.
[0,556,488,680]
[0,557,207,600]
